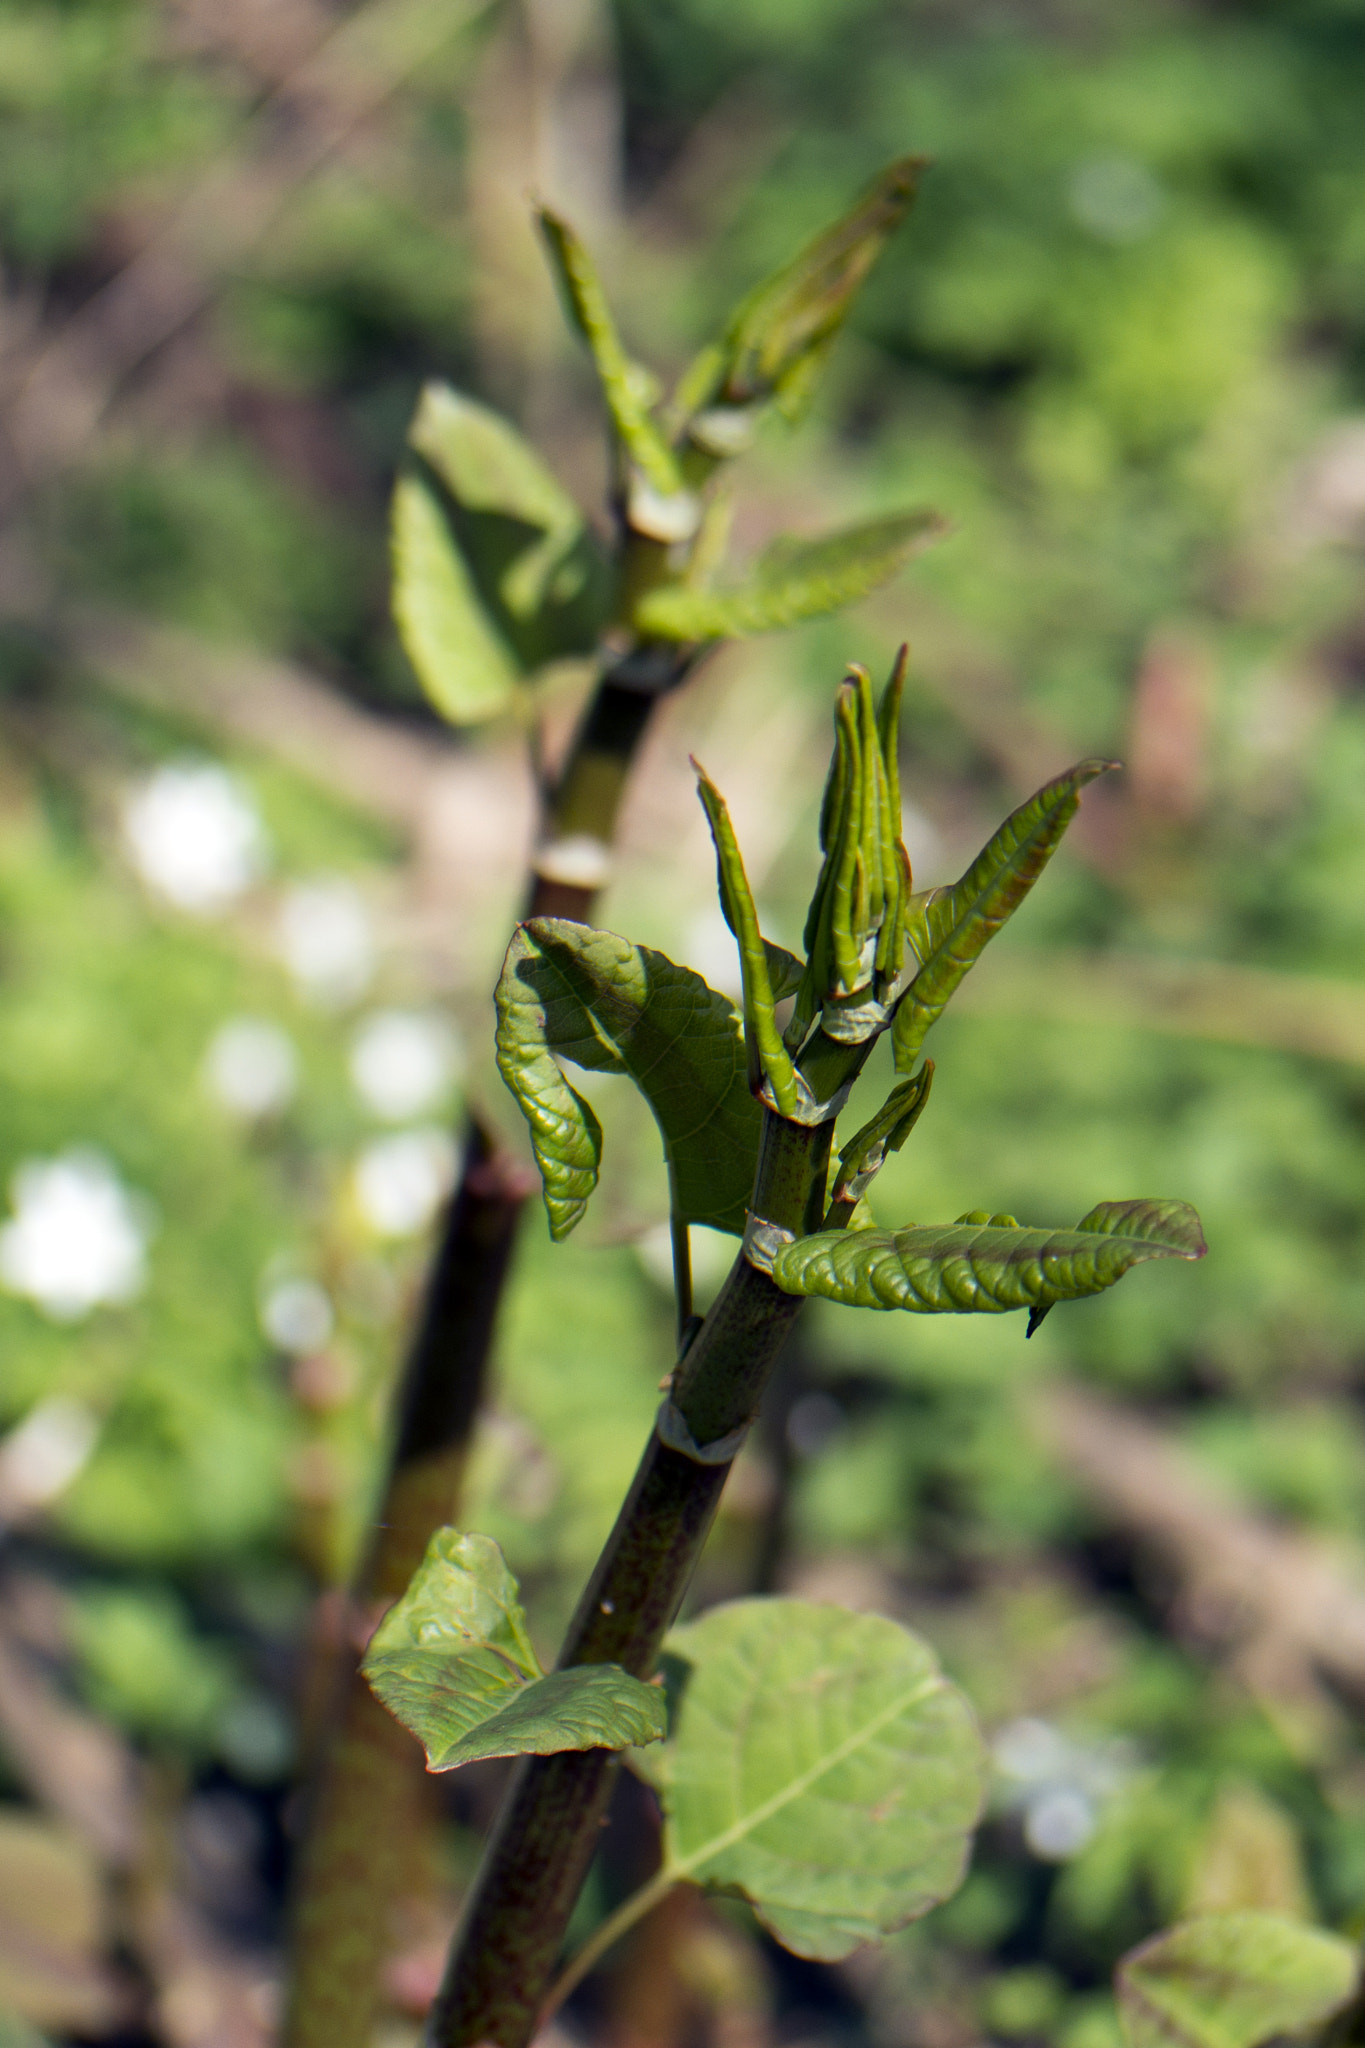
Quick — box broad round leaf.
[1117,1911,1358,2048]
[658,1599,985,1960]
[390,471,519,725]
[771,1198,1206,1317]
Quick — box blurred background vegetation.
[4,1,1365,2044]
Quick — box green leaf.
[633,510,944,643]
[494,918,764,1240]
[892,759,1117,1072]
[407,381,609,665]
[770,1197,1206,1318]
[536,206,690,518]
[362,1529,666,1772]
[390,470,521,725]
[673,157,925,440]
[693,764,800,1115]
[1116,1912,1357,2048]
[832,1064,934,1205]
[369,1658,667,1773]
[656,1598,985,1960]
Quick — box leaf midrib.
[665,1666,940,1884]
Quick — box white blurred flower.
[353,1128,457,1237]
[206,1018,298,1119]
[124,761,268,913]
[1024,1787,1097,1860]
[260,1277,333,1355]
[993,1716,1138,1864]
[0,1149,150,1320]
[278,881,374,1009]
[0,1396,99,1518]
[1068,155,1163,244]
[349,1009,461,1122]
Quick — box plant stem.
[541,1866,680,2024]
[282,645,693,2048]
[424,1051,867,2048]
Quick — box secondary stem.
[541,1866,680,2024]
[282,642,693,2048]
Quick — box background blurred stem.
[282,639,695,2048]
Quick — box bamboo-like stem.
[423,1047,868,2048]
[282,642,694,2048]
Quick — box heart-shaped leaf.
[407,381,609,667]
[1116,1911,1357,2048]
[771,1198,1206,1319]
[362,1529,666,1772]
[390,470,521,725]
[633,509,944,643]
[494,918,765,1239]
[654,1599,985,1961]
[892,759,1116,1071]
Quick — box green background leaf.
[1116,1911,1358,2048]
[771,1198,1206,1316]
[657,1598,985,1960]
[633,510,944,641]
[495,918,763,1239]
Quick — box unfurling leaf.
[362,1529,665,1772]
[390,471,520,725]
[892,759,1117,1071]
[771,1197,1206,1320]
[654,1598,984,1960]
[633,510,944,643]
[793,656,911,1046]
[1116,1911,1357,2048]
[536,207,692,527]
[494,918,764,1239]
[831,1064,934,1206]
[693,765,800,1115]
[673,157,926,446]
[407,382,609,664]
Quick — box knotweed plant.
[347,655,1365,2048]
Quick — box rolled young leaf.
[693,764,800,1115]
[654,1598,985,1960]
[536,206,690,522]
[494,918,766,1239]
[1116,1911,1357,2048]
[892,758,1117,1072]
[362,1529,666,1773]
[770,1197,1206,1318]
[633,509,944,643]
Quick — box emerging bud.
[789,648,911,1049]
